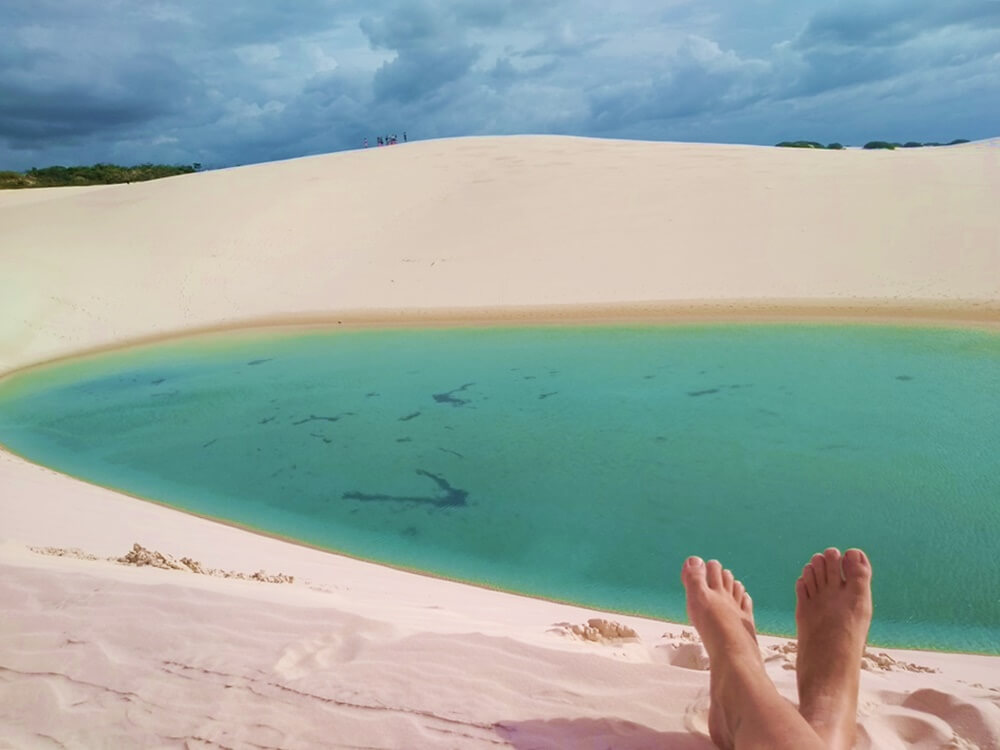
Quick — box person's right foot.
[795,547,873,750]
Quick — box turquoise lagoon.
[1,324,998,653]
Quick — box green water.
[1,324,998,653]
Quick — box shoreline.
[4,297,999,381]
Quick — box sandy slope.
[1,136,999,373]
[2,136,1000,748]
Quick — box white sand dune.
[2,136,999,748]
[2,136,998,373]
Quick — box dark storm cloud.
[361,4,483,103]
[786,0,1000,98]
[0,0,997,170]
[0,52,193,145]
[588,37,770,132]
[797,0,1000,49]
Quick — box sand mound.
[30,542,294,583]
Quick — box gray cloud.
[0,0,997,170]
[797,0,1000,49]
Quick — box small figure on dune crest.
[681,547,873,750]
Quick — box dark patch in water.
[292,413,354,426]
[539,392,558,400]
[342,469,468,508]
[309,432,333,444]
[402,526,418,537]
[688,388,720,397]
[248,358,273,366]
[896,375,914,381]
[396,437,412,443]
[151,390,180,398]
[758,408,780,417]
[439,447,464,458]
[654,436,668,442]
[201,438,217,448]
[728,384,751,389]
[366,392,379,397]
[150,378,166,386]
[399,411,421,421]
[643,375,655,380]
[258,416,276,424]
[433,382,475,407]
[523,375,536,380]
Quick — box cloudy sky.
[2,0,998,170]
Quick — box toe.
[843,548,872,584]
[740,592,753,615]
[795,576,809,601]
[810,553,828,590]
[802,562,818,597]
[722,568,735,594]
[733,580,745,600]
[706,559,724,589]
[681,556,707,589]
[823,547,843,585]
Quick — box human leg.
[681,557,827,750]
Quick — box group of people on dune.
[364,132,407,148]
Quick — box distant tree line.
[776,139,970,150]
[775,141,844,150]
[0,163,201,189]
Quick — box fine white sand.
[2,136,999,748]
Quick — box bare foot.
[681,557,760,750]
[795,547,873,750]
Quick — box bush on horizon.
[0,163,198,189]
[775,141,844,150]
[864,139,970,150]
[775,141,825,149]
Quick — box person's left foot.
[795,547,873,750]
[681,557,760,750]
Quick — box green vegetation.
[776,139,970,151]
[0,163,199,189]
[774,141,845,149]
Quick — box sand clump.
[766,640,939,674]
[30,543,295,584]
[551,618,641,643]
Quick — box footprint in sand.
[855,708,974,750]
[683,690,712,738]
[273,621,396,680]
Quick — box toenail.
[686,556,704,568]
